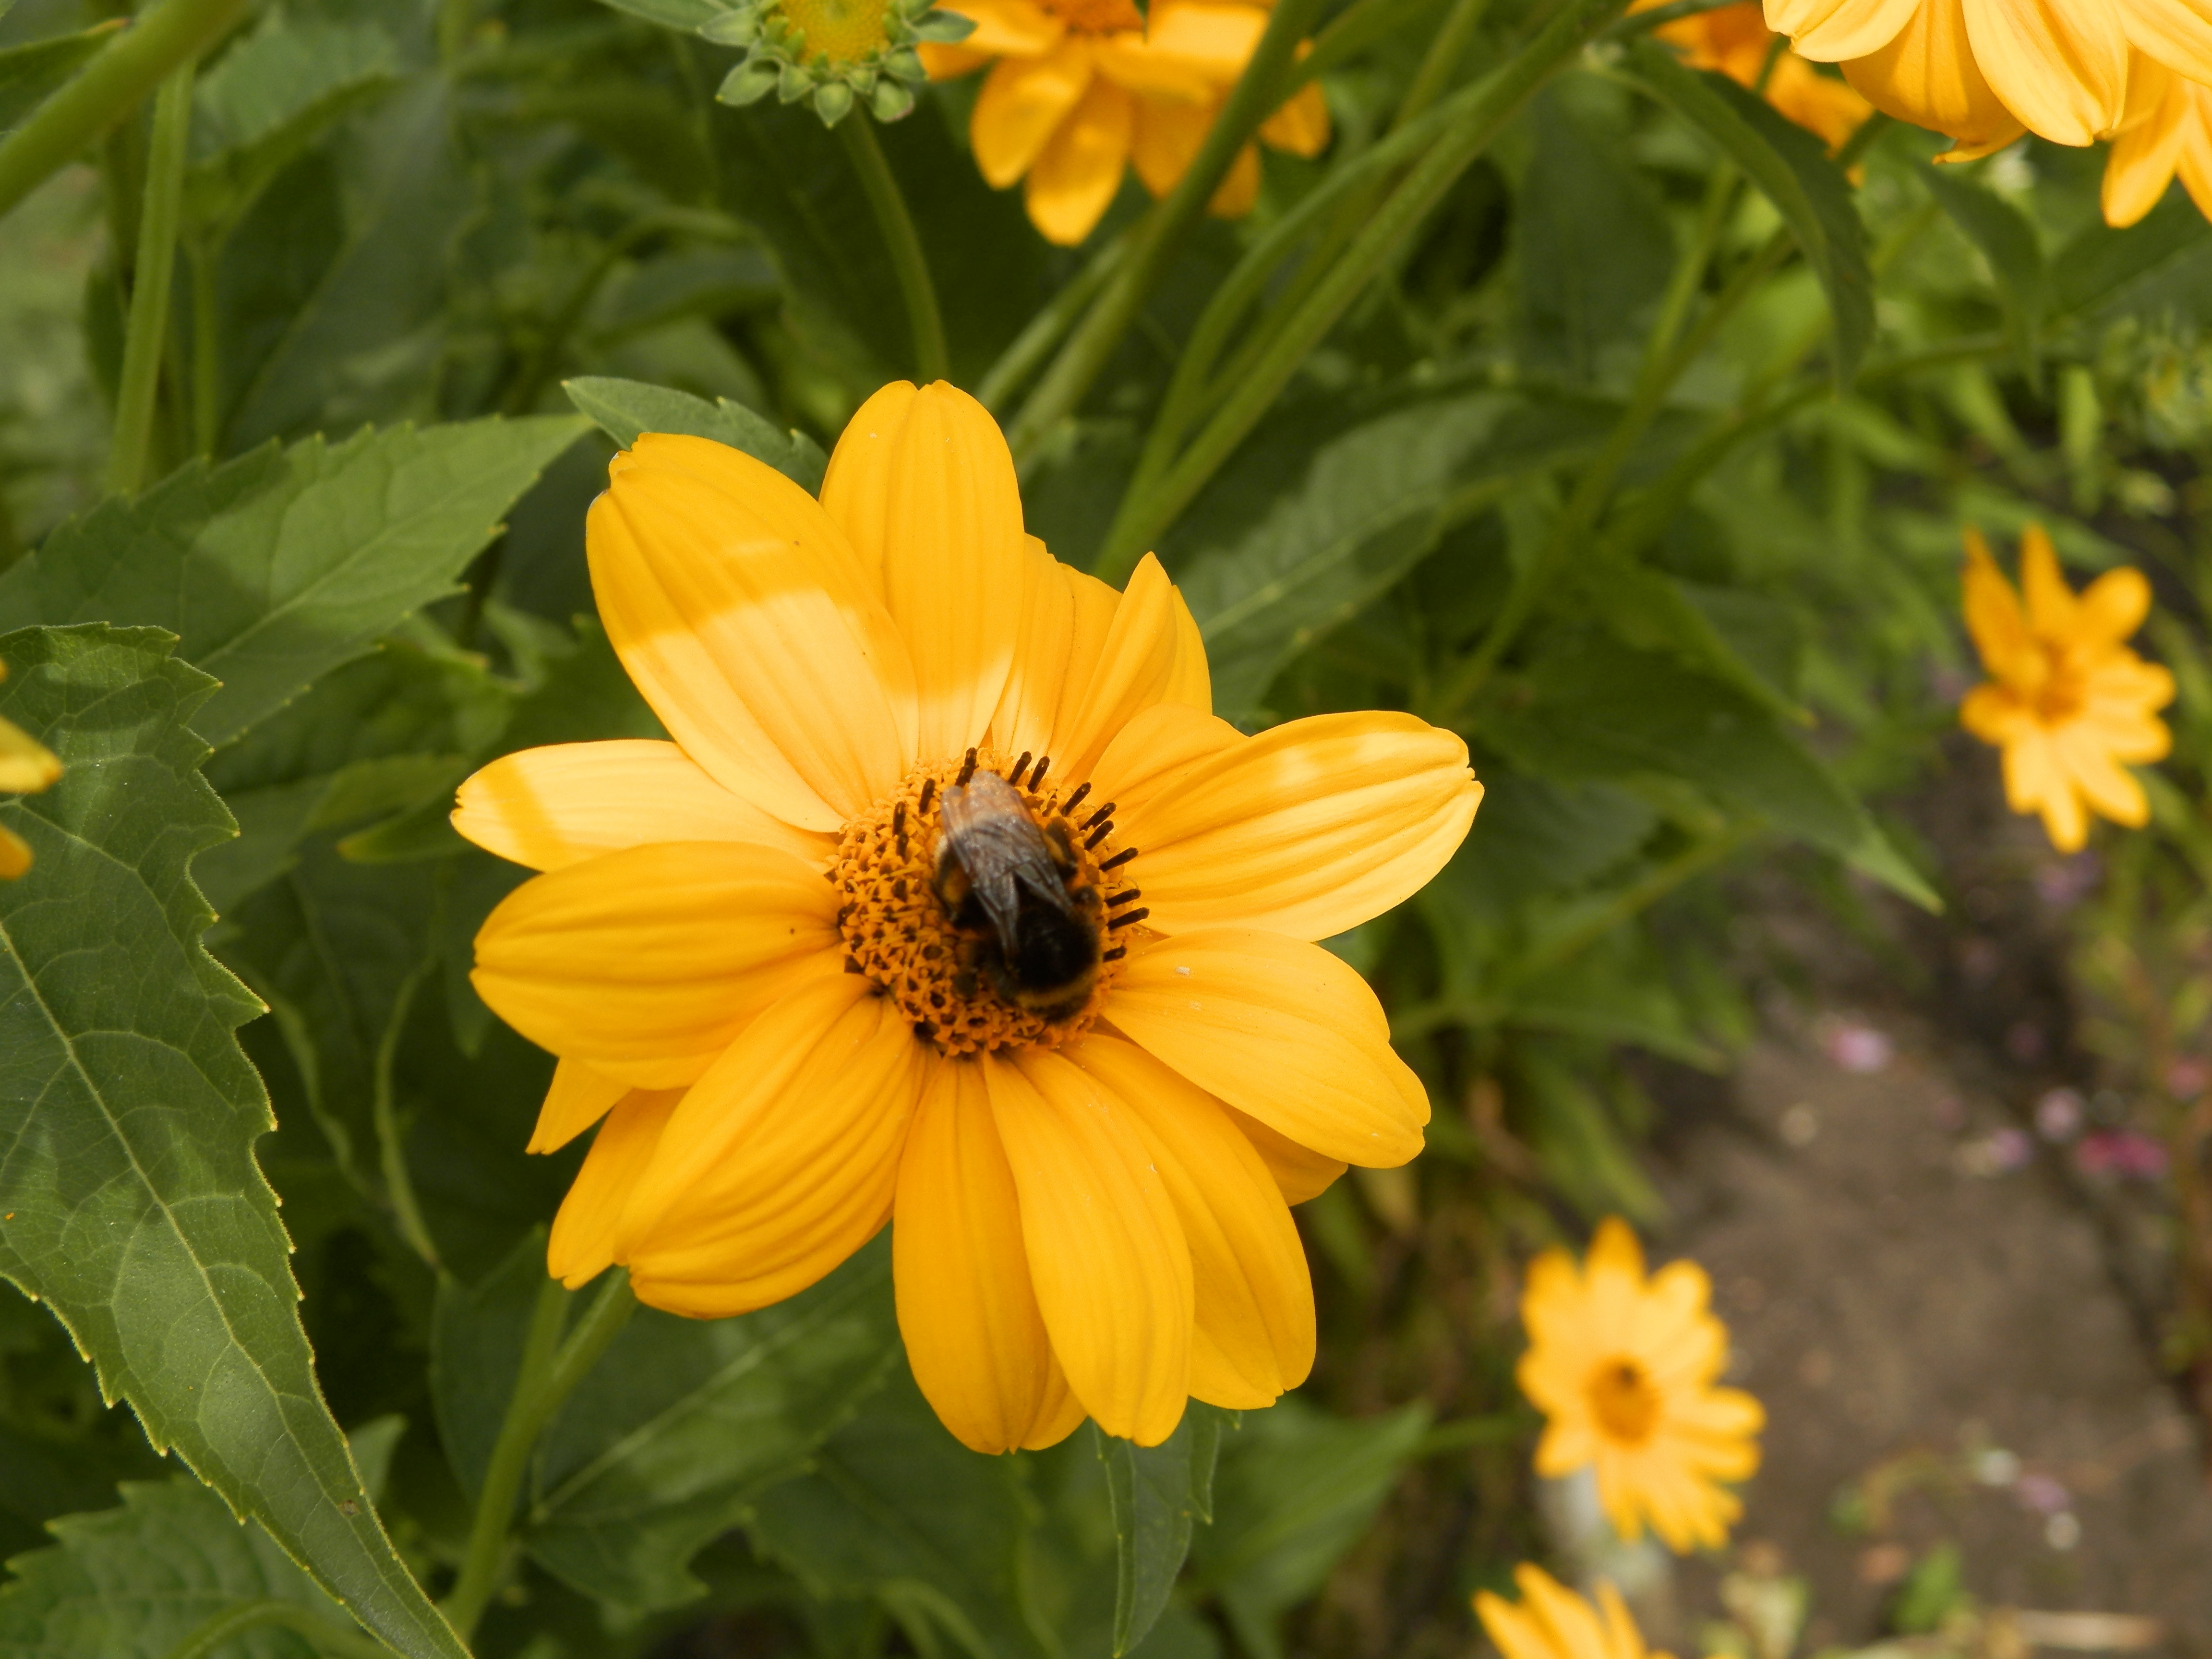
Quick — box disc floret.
[704,0,972,124]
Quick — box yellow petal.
[1260,77,1331,156]
[472,841,843,1089]
[589,435,917,830]
[1130,94,1210,198]
[987,536,1078,760]
[0,824,28,880]
[529,1057,632,1154]
[1067,1034,1314,1408]
[1140,0,1265,80]
[1960,0,2127,143]
[1091,701,1245,818]
[819,382,1028,758]
[2073,565,2152,644]
[2178,76,2212,215]
[1166,582,1212,714]
[2117,0,2212,88]
[623,974,924,1317]
[453,740,835,873]
[0,714,60,794]
[937,0,1065,58]
[547,1086,684,1286]
[1221,1101,1346,1202]
[2104,51,2188,223]
[974,38,1095,189]
[894,1053,1070,1453]
[1961,527,2041,687]
[1096,34,1226,102]
[1025,76,1135,246]
[1054,553,1189,782]
[1117,709,1481,939]
[1106,926,1429,1166]
[1207,141,1263,218]
[1840,0,2026,149]
[2056,725,2151,824]
[1767,0,1919,60]
[2018,523,2080,635]
[986,1048,1194,1445]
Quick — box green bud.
[870,77,915,120]
[813,78,855,123]
[717,58,782,104]
[698,7,762,45]
[911,9,976,41]
[778,59,815,100]
[883,44,926,80]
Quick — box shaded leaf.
[565,374,828,492]
[0,624,463,1659]
[2052,190,2212,321]
[1919,163,2049,370]
[0,416,586,745]
[0,21,120,134]
[1096,1407,1226,1657]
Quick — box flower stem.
[440,1269,637,1643]
[0,0,251,228]
[162,1599,396,1659]
[106,60,195,499]
[837,117,949,385]
[1003,0,1328,466]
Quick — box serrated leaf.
[185,12,401,235]
[0,1477,343,1659]
[0,20,120,134]
[1096,1406,1227,1657]
[1918,164,2049,372]
[564,374,828,493]
[0,624,464,1659]
[0,416,586,746]
[1623,43,1873,384]
[523,1239,901,1611]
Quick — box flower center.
[781,0,891,63]
[833,746,1146,1055]
[2031,647,2087,723]
[1041,0,1145,32]
[1586,1358,1661,1444]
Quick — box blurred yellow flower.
[1960,524,2173,853]
[454,380,1480,1452]
[2102,53,2212,225]
[921,0,1330,244]
[0,663,62,881]
[1516,1217,1763,1552]
[1476,1563,1674,1659]
[1635,0,1873,151]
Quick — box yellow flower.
[922,0,1331,245]
[1477,1563,1676,1659]
[1959,524,2173,853]
[0,663,62,881]
[2102,52,2212,225]
[1636,0,1874,151]
[453,380,1480,1451]
[1516,1218,1762,1552]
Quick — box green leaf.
[1483,636,1937,907]
[185,12,401,236]
[1430,773,1659,920]
[0,624,464,1659]
[2052,190,2212,321]
[590,0,738,26]
[1514,88,1676,383]
[564,374,828,493]
[0,416,586,745]
[524,1239,902,1611]
[0,1477,345,1659]
[1573,553,1809,723]
[0,20,120,134]
[1178,394,1604,721]
[432,1230,552,1498]
[1918,163,2049,371]
[1096,1407,1226,1657]
[1622,43,1873,383]
[1186,1398,1430,1659]
[747,1366,1048,1659]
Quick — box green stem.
[975,229,1130,414]
[373,963,441,1271]
[106,60,194,498]
[1004,0,1328,464]
[163,1599,395,1659]
[441,1270,637,1642]
[837,117,948,384]
[1095,0,1623,580]
[0,0,251,226]
[190,241,219,455]
[1393,0,1493,129]
[1289,0,1443,91]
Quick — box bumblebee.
[932,768,1104,1022]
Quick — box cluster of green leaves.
[3,0,2212,1648]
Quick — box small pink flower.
[1824,1020,1894,1074]
[2167,1057,2210,1100]
[2035,1088,2084,1142]
[2015,1471,2071,1515]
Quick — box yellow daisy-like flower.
[2102,52,2212,225]
[453,380,1481,1451]
[921,0,1331,245]
[1516,1218,1763,1552]
[1477,1563,1676,1659]
[1636,0,1874,151]
[1959,524,2174,854]
[0,663,63,881]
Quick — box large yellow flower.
[1477,1563,1675,1659]
[922,0,1330,244]
[1960,524,2174,853]
[453,380,1480,1451]
[1636,0,1874,151]
[0,663,62,881]
[1516,1218,1762,1552]
[2103,52,2212,224]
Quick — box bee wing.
[940,776,1074,955]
